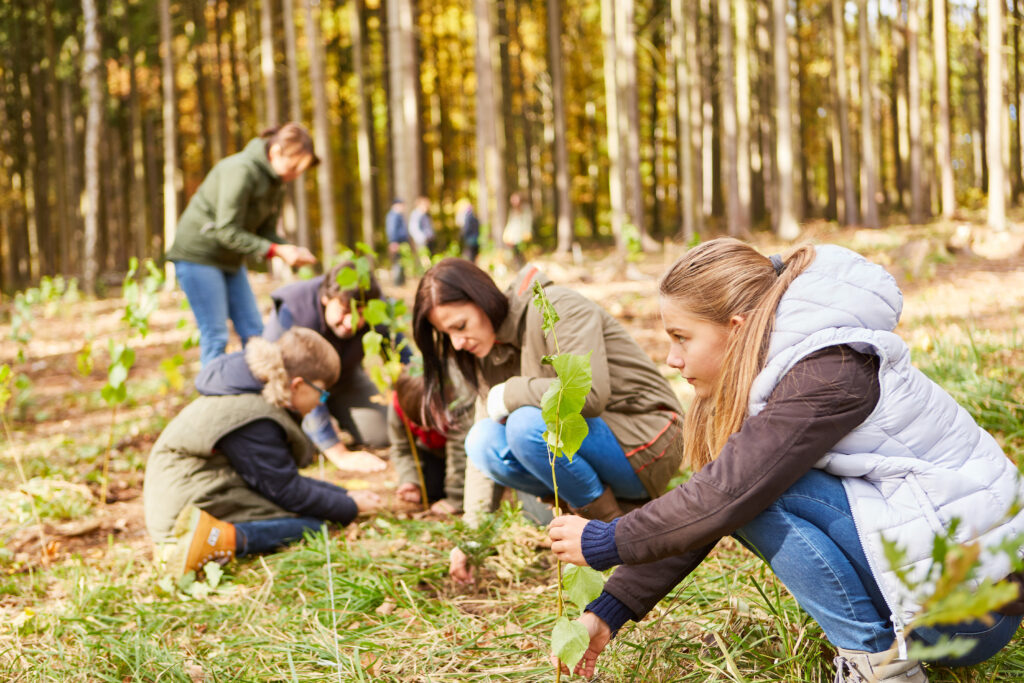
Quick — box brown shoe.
[168,505,237,578]
[570,487,624,522]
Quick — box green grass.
[3,295,1024,681]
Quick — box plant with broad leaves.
[880,513,1024,661]
[530,280,606,678]
[122,257,165,338]
[335,246,429,509]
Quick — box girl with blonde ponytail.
[549,238,1024,683]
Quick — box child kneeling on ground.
[144,327,380,576]
[390,370,472,515]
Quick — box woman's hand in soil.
[349,490,381,515]
[396,482,421,504]
[275,243,318,267]
[547,514,588,566]
[449,546,475,584]
[552,612,611,678]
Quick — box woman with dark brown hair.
[167,123,320,367]
[413,258,684,581]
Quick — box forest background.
[2,0,1024,291]
[3,0,1024,680]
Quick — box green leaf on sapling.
[532,281,560,337]
[550,352,592,418]
[335,267,358,289]
[362,330,384,358]
[551,616,590,672]
[557,413,590,461]
[563,564,605,612]
[203,562,224,589]
[108,362,129,389]
[363,299,389,327]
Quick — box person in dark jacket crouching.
[264,262,411,474]
[144,327,380,577]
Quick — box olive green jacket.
[143,393,313,543]
[165,138,286,273]
[464,267,684,520]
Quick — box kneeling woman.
[144,328,379,576]
[413,259,684,531]
[549,239,1024,682]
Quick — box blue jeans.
[465,406,648,508]
[736,469,1021,664]
[234,517,323,556]
[175,260,264,367]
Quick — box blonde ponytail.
[660,238,816,470]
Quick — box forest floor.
[1,219,1024,681]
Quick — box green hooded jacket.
[165,137,286,273]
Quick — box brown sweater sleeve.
[603,345,880,617]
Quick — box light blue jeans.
[175,261,264,367]
[736,469,1021,664]
[465,406,648,508]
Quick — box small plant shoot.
[531,281,606,678]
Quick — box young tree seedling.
[531,281,606,679]
[337,247,429,511]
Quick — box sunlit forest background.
[0,0,1020,293]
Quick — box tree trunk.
[388,0,422,217]
[160,0,179,280]
[261,0,279,125]
[615,0,646,243]
[350,0,377,248]
[735,0,752,233]
[671,0,696,243]
[832,0,858,225]
[988,0,1006,229]
[719,0,742,236]
[205,1,228,160]
[1013,0,1022,200]
[282,0,310,248]
[129,44,150,258]
[858,0,879,227]
[547,0,573,252]
[473,0,507,242]
[44,0,68,274]
[601,0,627,255]
[190,0,214,173]
[907,0,926,222]
[976,2,988,191]
[773,0,799,239]
[305,0,338,257]
[82,0,102,293]
[934,0,955,218]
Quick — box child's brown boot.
[169,505,237,577]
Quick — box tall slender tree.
[260,0,279,125]
[474,0,506,242]
[82,0,102,293]
[858,0,879,227]
[547,0,573,253]
[774,0,800,239]
[735,0,752,233]
[832,0,858,225]
[908,0,926,222]
[934,0,955,218]
[305,0,338,256]
[602,0,627,254]
[160,0,178,277]
[719,0,742,236]
[351,0,377,248]
[282,0,310,248]
[988,0,1006,230]
[671,0,696,242]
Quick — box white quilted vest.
[748,245,1024,646]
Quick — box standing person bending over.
[144,328,380,577]
[385,199,409,286]
[548,239,1024,683]
[408,196,436,257]
[166,123,319,367]
[264,262,410,473]
[413,258,684,581]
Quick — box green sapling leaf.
[551,616,590,671]
[532,281,559,338]
[362,330,384,358]
[563,564,605,612]
[364,299,389,327]
[550,353,592,418]
[336,267,359,289]
[557,413,589,462]
[203,561,224,589]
